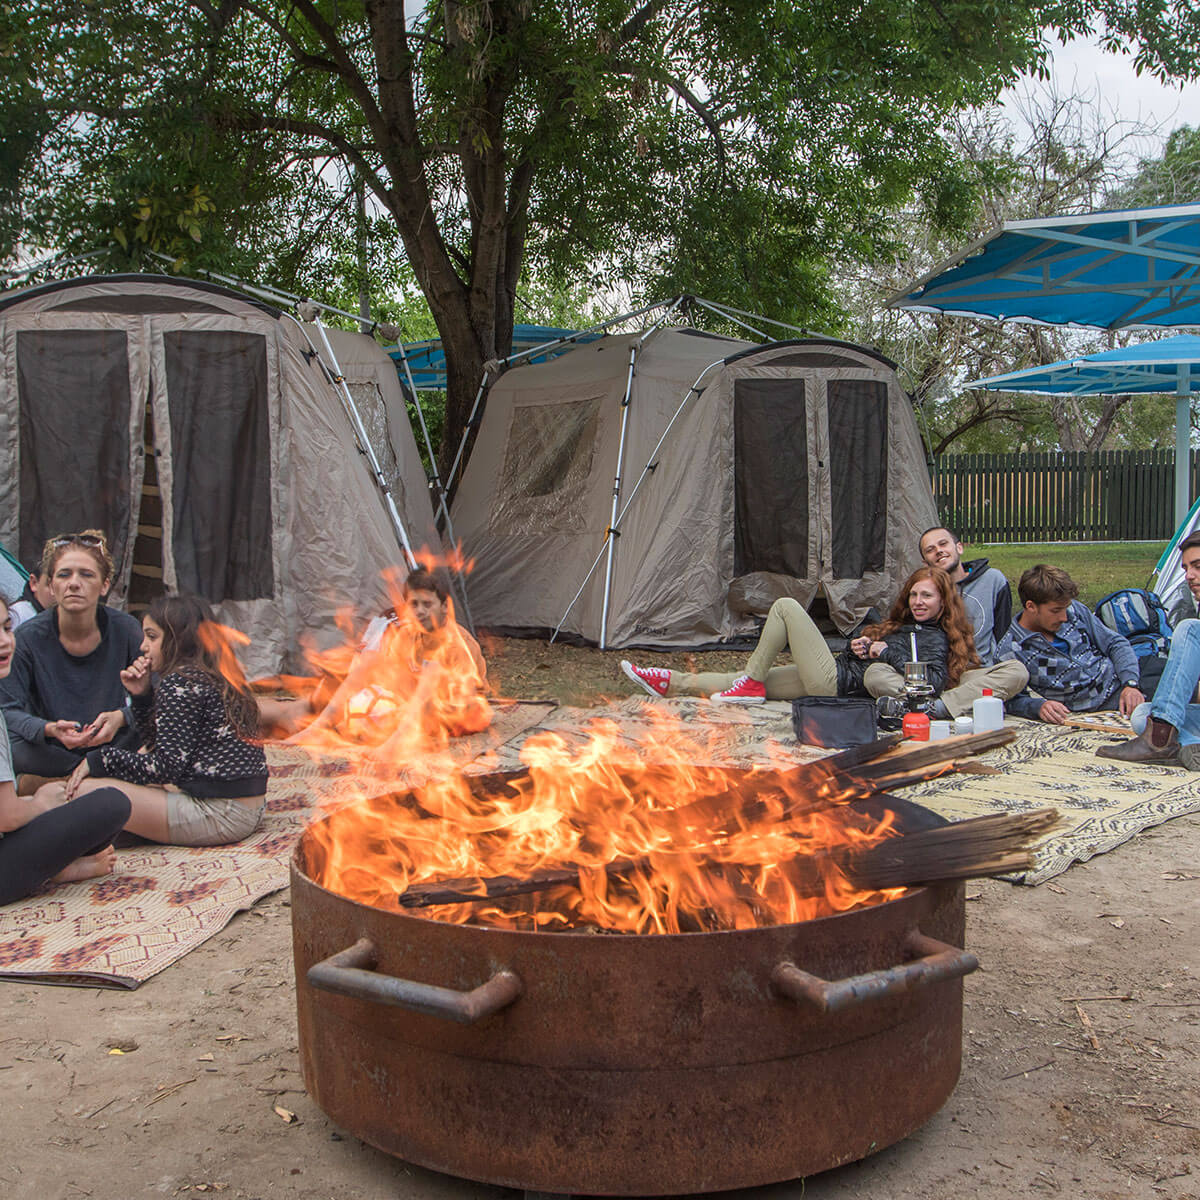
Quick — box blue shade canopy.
[964,333,1200,393]
[890,204,1200,329]
[387,324,600,390]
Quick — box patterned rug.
[3,696,1195,987]
[0,702,554,989]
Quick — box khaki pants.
[863,659,1030,717]
[668,598,838,700]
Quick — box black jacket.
[835,621,950,698]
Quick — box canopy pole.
[1177,365,1191,529]
[305,316,418,571]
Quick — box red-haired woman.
[621,566,979,705]
[0,531,143,780]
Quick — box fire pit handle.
[771,932,978,1014]
[307,938,523,1024]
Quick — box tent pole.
[552,354,726,643]
[693,298,817,338]
[692,297,767,340]
[392,337,460,543]
[597,298,687,648]
[305,316,419,571]
[442,371,492,505]
[389,340,475,631]
[599,343,639,649]
[1177,365,1191,529]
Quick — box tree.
[4,1,1200,469]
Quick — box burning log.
[396,808,1060,910]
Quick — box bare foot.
[52,846,118,884]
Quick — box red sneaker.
[621,660,671,697]
[711,674,766,704]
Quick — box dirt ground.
[3,639,1198,1200]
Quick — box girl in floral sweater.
[62,594,268,846]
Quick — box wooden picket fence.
[931,449,1199,542]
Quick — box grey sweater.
[0,606,143,744]
[958,558,1013,666]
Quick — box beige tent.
[450,327,938,646]
[0,274,438,676]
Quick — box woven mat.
[0,701,553,989]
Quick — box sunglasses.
[51,533,106,549]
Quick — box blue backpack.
[1094,588,1172,658]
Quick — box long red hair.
[864,566,979,686]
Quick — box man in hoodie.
[914,525,1028,718]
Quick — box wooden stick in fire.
[395,806,1060,909]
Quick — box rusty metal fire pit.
[291,780,976,1196]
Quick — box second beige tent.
[450,327,939,647]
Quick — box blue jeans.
[1135,618,1200,745]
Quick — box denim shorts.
[165,789,266,847]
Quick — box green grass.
[974,542,1166,608]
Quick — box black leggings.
[0,787,131,906]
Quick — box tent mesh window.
[733,379,809,578]
[490,397,601,533]
[347,380,406,516]
[828,379,888,578]
[16,329,134,571]
[163,330,273,601]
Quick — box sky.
[1005,33,1200,144]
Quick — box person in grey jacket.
[996,564,1144,724]
[917,526,1028,717]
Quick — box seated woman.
[0,531,143,782]
[621,567,978,706]
[58,594,269,847]
[0,595,130,905]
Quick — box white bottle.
[972,687,1005,733]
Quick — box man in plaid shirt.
[996,564,1145,724]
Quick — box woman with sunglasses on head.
[0,531,144,781]
[0,594,131,904]
[59,593,268,846]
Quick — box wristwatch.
[1123,679,1139,689]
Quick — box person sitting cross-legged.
[1097,532,1200,766]
[621,566,978,709]
[996,564,1145,724]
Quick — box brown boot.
[1096,719,1181,764]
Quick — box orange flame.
[266,563,907,934]
[301,702,907,935]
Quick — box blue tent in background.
[386,324,601,391]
